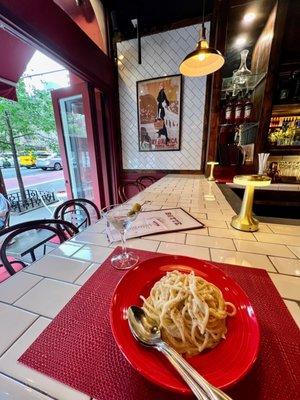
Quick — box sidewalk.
[10,203,58,225]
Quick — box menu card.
[106,208,205,242]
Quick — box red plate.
[110,255,260,394]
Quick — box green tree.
[0,80,56,201]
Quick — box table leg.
[231,185,259,232]
[29,250,36,262]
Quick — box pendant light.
[179,0,225,77]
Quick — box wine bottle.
[225,97,234,124]
[234,94,244,125]
[244,93,253,122]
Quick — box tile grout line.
[0,370,58,400]
[267,255,279,273]
[2,273,45,304]
[71,261,96,285]
[0,313,40,358]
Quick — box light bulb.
[235,35,247,47]
[198,53,206,61]
[243,12,256,24]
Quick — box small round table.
[231,175,271,232]
[207,161,219,181]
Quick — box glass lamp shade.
[179,39,225,77]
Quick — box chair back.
[136,176,157,187]
[118,182,145,203]
[0,219,78,276]
[54,198,100,230]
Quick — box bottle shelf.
[219,122,258,127]
[221,73,266,97]
[266,145,300,155]
[272,103,300,116]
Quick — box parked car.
[36,154,63,171]
[19,151,50,168]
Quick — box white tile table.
[0,174,299,399]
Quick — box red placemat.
[19,247,300,400]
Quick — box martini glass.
[101,204,140,270]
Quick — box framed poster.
[137,74,182,152]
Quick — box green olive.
[132,203,142,212]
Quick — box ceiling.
[102,0,213,41]
[222,0,276,77]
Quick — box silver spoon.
[127,306,233,400]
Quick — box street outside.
[2,167,66,227]
[2,167,65,193]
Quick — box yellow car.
[18,152,50,169]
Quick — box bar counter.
[0,174,299,399]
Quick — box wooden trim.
[103,88,122,204]
[205,0,229,175]
[256,0,289,155]
[123,170,203,175]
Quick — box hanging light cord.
[201,0,206,40]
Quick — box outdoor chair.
[0,257,26,283]
[0,219,78,279]
[53,198,101,231]
[42,199,101,254]
[118,182,145,203]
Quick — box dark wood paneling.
[255,0,289,155]
[205,0,229,175]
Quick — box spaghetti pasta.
[141,269,236,356]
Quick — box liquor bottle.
[234,94,244,125]
[225,97,234,124]
[244,93,253,122]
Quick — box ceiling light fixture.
[243,12,256,24]
[179,0,225,77]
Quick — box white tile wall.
[117,23,209,170]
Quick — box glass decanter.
[233,49,252,86]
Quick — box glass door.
[59,94,93,199]
[51,83,102,206]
